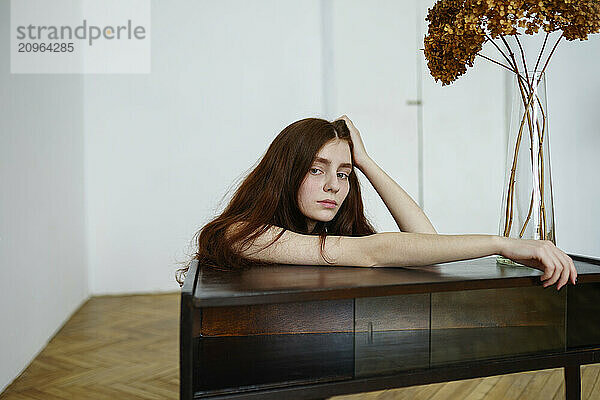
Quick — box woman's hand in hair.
[334,115,370,170]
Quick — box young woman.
[175,116,577,291]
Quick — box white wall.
[327,0,508,238]
[84,0,324,294]
[0,0,88,393]
[419,0,507,236]
[327,0,420,233]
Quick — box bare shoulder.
[225,221,281,241]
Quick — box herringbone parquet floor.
[0,294,179,400]
[1,293,599,399]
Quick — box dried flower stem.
[505,72,535,235]
[500,35,518,72]
[533,32,550,81]
[515,35,531,89]
[535,95,548,237]
[537,33,564,87]
[485,34,517,71]
[507,76,542,237]
[520,190,534,238]
[475,53,515,73]
[519,93,548,239]
[504,87,536,236]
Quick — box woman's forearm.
[228,224,503,269]
[358,156,437,234]
[358,232,502,268]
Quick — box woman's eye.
[310,168,348,179]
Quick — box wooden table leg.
[564,364,581,400]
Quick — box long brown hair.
[175,117,377,287]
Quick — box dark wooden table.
[180,254,600,400]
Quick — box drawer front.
[431,286,566,366]
[195,299,354,395]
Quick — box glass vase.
[496,71,556,266]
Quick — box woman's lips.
[318,201,336,208]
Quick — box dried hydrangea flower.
[423,0,600,85]
[423,0,486,85]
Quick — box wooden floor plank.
[535,369,563,400]
[1,293,599,400]
[519,370,553,399]
[427,378,483,400]
[583,364,600,400]
[463,376,502,400]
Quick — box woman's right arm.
[373,233,576,290]
[228,224,577,290]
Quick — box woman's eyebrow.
[314,157,352,169]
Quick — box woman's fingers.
[541,244,563,288]
[551,250,575,290]
[541,261,560,288]
[333,115,369,168]
[558,252,577,286]
[541,244,574,291]
[537,244,554,284]
[546,247,565,289]
[568,254,577,284]
[556,255,570,291]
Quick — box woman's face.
[297,139,353,231]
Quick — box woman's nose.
[324,175,340,192]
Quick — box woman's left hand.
[334,115,370,169]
